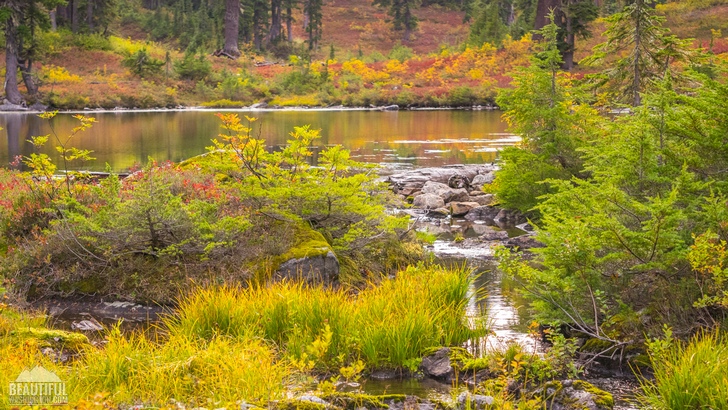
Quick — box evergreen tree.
[493,12,599,213]
[303,0,321,49]
[1,0,61,104]
[581,0,691,106]
[374,0,421,41]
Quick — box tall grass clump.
[76,325,290,406]
[638,330,728,409]
[167,264,483,371]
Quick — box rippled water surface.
[0,109,514,172]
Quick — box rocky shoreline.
[0,102,499,114]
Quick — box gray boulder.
[471,173,495,189]
[386,165,496,189]
[504,235,544,251]
[464,206,502,221]
[457,392,495,409]
[448,174,471,189]
[275,251,339,284]
[537,380,614,410]
[421,348,453,380]
[450,201,481,216]
[413,193,446,209]
[478,226,508,241]
[421,181,469,203]
[468,194,494,206]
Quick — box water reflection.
[0,109,514,172]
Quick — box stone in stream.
[457,392,495,410]
[464,206,502,221]
[420,347,454,380]
[413,193,446,209]
[477,226,508,241]
[534,380,614,410]
[449,201,481,216]
[470,173,495,189]
[421,181,469,203]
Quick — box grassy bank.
[638,330,728,409]
[0,265,482,408]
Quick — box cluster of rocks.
[386,165,524,224]
[419,348,614,410]
[386,165,542,253]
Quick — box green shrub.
[122,48,164,77]
[491,147,569,215]
[388,44,414,62]
[174,51,212,81]
[73,33,112,51]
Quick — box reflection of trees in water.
[5,115,22,170]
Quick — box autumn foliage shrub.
[0,113,420,302]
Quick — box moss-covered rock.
[11,327,90,350]
[271,226,340,285]
[320,392,407,409]
[538,379,614,410]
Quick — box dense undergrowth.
[0,112,422,303]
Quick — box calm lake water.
[0,109,517,172]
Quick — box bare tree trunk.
[20,61,39,98]
[71,0,79,33]
[286,6,293,42]
[87,0,94,31]
[403,5,412,41]
[563,1,574,70]
[4,19,24,105]
[633,0,642,106]
[223,0,241,57]
[50,9,57,31]
[534,0,561,39]
[268,0,282,45]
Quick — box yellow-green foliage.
[269,94,320,107]
[639,331,728,409]
[168,264,480,369]
[0,305,290,408]
[200,99,246,107]
[109,36,167,59]
[77,327,289,406]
